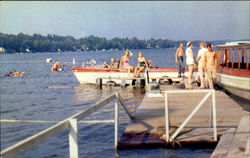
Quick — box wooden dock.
[118,85,249,148]
[211,115,250,158]
[96,76,184,89]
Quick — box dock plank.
[210,128,236,158]
[226,115,250,158]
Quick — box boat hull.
[72,67,191,85]
[216,73,250,100]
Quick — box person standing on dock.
[204,43,217,89]
[175,41,185,77]
[196,42,207,88]
[185,42,195,88]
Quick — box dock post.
[96,78,103,90]
[212,90,217,141]
[114,97,119,150]
[69,119,79,158]
[164,92,170,142]
[121,79,126,88]
[137,79,141,88]
[146,70,149,84]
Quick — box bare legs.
[188,65,194,88]
[205,67,216,89]
[134,67,145,77]
[198,66,205,88]
[123,65,134,77]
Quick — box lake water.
[1,48,216,158]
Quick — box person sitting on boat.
[51,61,62,71]
[147,60,157,68]
[116,59,121,69]
[134,52,148,77]
[109,57,119,68]
[196,42,207,88]
[204,43,217,89]
[82,62,86,68]
[119,49,134,76]
[103,62,110,68]
[84,59,96,68]
[90,59,97,68]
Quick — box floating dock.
[118,85,249,148]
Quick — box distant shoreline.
[0,33,249,54]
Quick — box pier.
[118,85,249,149]
[96,75,184,89]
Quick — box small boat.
[216,42,250,100]
[72,67,190,85]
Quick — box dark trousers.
[177,56,185,75]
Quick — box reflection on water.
[73,84,145,123]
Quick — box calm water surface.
[1,49,214,158]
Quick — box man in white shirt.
[196,42,207,88]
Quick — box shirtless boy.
[204,43,217,89]
[175,41,185,77]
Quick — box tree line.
[0,33,182,53]
[0,33,234,53]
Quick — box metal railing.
[163,89,217,142]
[0,93,134,158]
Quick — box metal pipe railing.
[0,93,134,158]
[163,89,217,142]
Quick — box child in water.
[51,61,62,71]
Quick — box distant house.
[0,47,5,53]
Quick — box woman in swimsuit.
[120,49,134,75]
[134,52,148,77]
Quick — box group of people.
[82,49,155,78]
[175,41,217,89]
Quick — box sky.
[0,1,249,41]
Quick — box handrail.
[216,44,250,71]
[163,89,217,142]
[0,93,134,158]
